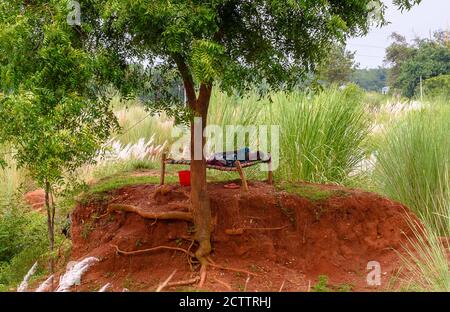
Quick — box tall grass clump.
[374,103,449,234]
[114,105,173,146]
[375,101,449,291]
[269,85,371,184]
[395,214,449,292]
[208,89,266,127]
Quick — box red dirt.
[24,189,45,212]
[68,181,419,292]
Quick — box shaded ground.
[63,178,418,292]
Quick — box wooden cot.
[159,153,273,191]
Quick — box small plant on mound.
[312,275,354,292]
[312,275,332,292]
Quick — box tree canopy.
[351,67,388,92]
[317,44,358,86]
[93,0,421,98]
[384,30,450,97]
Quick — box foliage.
[0,1,118,266]
[351,68,388,92]
[396,215,449,292]
[374,103,449,234]
[419,74,450,99]
[86,0,422,110]
[0,1,117,186]
[0,201,50,290]
[384,32,416,90]
[385,31,450,97]
[317,44,358,86]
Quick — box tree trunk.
[190,83,212,266]
[44,181,55,274]
[174,56,213,278]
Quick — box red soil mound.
[69,181,417,292]
[24,189,45,212]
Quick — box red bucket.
[178,170,191,186]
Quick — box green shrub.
[0,201,49,290]
[419,74,450,100]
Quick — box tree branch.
[197,82,213,116]
[173,54,197,108]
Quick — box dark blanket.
[207,147,269,167]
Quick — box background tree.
[385,30,450,97]
[0,1,117,274]
[419,74,450,99]
[351,67,388,92]
[384,32,416,89]
[83,0,421,283]
[397,31,450,97]
[317,44,358,86]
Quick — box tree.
[385,30,450,97]
[351,67,388,91]
[84,0,421,283]
[419,74,450,99]
[384,32,416,89]
[317,44,358,86]
[397,33,450,97]
[0,1,117,275]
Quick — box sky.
[346,0,450,69]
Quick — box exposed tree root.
[108,204,193,222]
[156,269,177,292]
[93,212,109,219]
[212,277,232,290]
[244,275,251,291]
[111,244,195,258]
[167,277,200,288]
[198,263,208,288]
[207,262,258,277]
[279,280,286,292]
[225,225,288,235]
[186,240,196,271]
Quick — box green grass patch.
[276,182,344,201]
[312,275,354,292]
[78,173,178,204]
